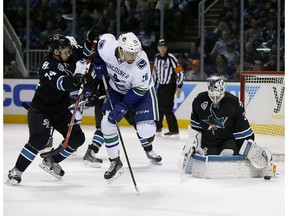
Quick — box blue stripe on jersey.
[93,134,104,144]
[233,128,254,140]
[21,147,36,161]
[60,148,71,158]
[56,76,65,91]
[139,137,149,145]
[190,119,202,129]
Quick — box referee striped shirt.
[152,53,184,87]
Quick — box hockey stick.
[40,40,98,159]
[68,95,106,109]
[102,75,139,193]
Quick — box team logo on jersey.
[98,39,105,49]
[200,101,208,110]
[136,59,147,70]
[58,63,65,72]
[43,119,50,128]
[203,105,228,135]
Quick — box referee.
[152,39,184,137]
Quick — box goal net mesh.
[240,72,285,160]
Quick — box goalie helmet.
[118,32,142,53]
[48,34,71,53]
[207,76,226,105]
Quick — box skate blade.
[39,147,53,154]
[5,178,20,186]
[106,168,124,184]
[149,159,162,165]
[83,160,102,168]
[162,134,180,139]
[39,163,62,180]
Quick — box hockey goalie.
[180,76,275,179]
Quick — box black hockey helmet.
[48,34,71,53]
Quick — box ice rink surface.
[3,124,285,216]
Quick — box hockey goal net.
[240,71,285,161]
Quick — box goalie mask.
[118,32,142,63]
[207,76,226,106]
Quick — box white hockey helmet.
[207,76,226,105]
[118,32,142,53]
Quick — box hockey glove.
[108,102,128,124]
[73,74,88,88]
[86,24,104,42]
[87,91,103,106]
[73,60,89,88]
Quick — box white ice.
[3,124,285,216]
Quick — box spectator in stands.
[253,60,263,71]
[211,30,232,56]
[263,55,277,71]
[34,9,48,31]
[121,11,139,32]
[220,41,239,76]
[134,20,156,61]
[185,59,207,81]
[244,18,262,45]
[209,21,230,46]
[218,1,233,23]
[244,42,261,63]
[40,21,54,43]
[51,9,67,32]
[260,19,277,47]
[77,7,94,31]
[243,0,262,29]
[4,60,23,78]
[243,56,254,71]
[208,54,230,81]
[186,41,200,60]
[18,20,41,49]
[135,0,155,22]
[230,62,241,81]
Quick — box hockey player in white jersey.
[84,27,162,181]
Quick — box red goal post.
[240,71,285,160]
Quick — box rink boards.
[3,78,280,129]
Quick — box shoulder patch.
[98,39,106,50]
[136,59,147,70]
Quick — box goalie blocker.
[181,127,275,180]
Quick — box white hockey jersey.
[97,33,154,95]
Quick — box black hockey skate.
[146,150,162,164]
[104,157,124,184]
[83,149,103,168]
[39,157,65,179]
[5,167,22,186]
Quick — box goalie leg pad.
[182,126,202,155]
[239,139,272,169]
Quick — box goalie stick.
[40,39,98,159]
[102,75,139,193]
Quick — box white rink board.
[3,79,241,119]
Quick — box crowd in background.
[4,0,285,80]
